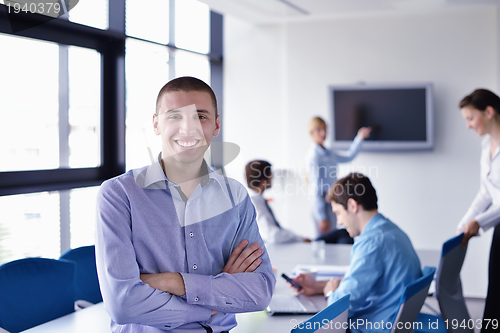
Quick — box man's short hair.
[308,117,326,134]
[245,160,272,190]
[326,173,378,211]
[155,76,218,117]
[459,88,500,114]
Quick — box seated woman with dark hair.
[245,160,311,244]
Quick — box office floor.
[421,297,485,333]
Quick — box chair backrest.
[391,266,436,333]
[436,233,473,333]
[60,245,103,304]
[0,257,76,333]
[291,294,350,333]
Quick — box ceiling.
[198,0,500,24]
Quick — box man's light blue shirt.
[328,213,422,333]
[95,157,275,333]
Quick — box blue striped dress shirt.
[95,157,275,332]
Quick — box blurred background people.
[457,89,500,330]
[245,160,311,244]
[292,173,421,333]
[306,116,371,243]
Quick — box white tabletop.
[20,244,439,333]
[20,302,110,333]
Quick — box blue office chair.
[0,257,76,333]
[291,294,350,333]
[391,266,436,333]
[415,233,472,333]
[60,245,103,305]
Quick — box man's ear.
[153,113,161,136]
[346,198,358,214]
[213,114,221,137]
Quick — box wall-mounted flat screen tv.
[330,83,434,151]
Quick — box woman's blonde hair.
[308,117,326,134]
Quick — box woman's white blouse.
[458,135,500,231]
[249,193,303,244]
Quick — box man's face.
[153,91,220,165]
[331,201,359,237]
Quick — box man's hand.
[140,272,186,296]
[223,240,263,274]
[318,220,330,234]
[291,273,327,296]
[459,219,480,248]
[323,276,343,296]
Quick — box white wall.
[223,7,498,297]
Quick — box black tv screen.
[330,83,434,151]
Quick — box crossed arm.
[140,239,264,314]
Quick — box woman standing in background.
[458,89,500,329]
[306,116,371,242]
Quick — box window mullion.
[59,190,71,253]
[169,0,176,80]
[58,44,70,168]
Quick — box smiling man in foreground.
[292,173,421,333]
[95,76,275,333]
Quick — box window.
[67,46,101,168]
[0,34,59,172]
[68,0,109,30]
[0,34,102,173]
[125,0,169,44]
[0,191,60,264]
[174,50,211,85]
[175,0,210,54]
[0,186,99,265]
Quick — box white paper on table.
[292,264,350,281]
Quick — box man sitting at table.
[291,173,421,333]
[245,160,311,244]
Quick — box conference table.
[20,243,439,333]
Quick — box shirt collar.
[140,153,221,189]
[360,213,384,234]
[481,135,500,160]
